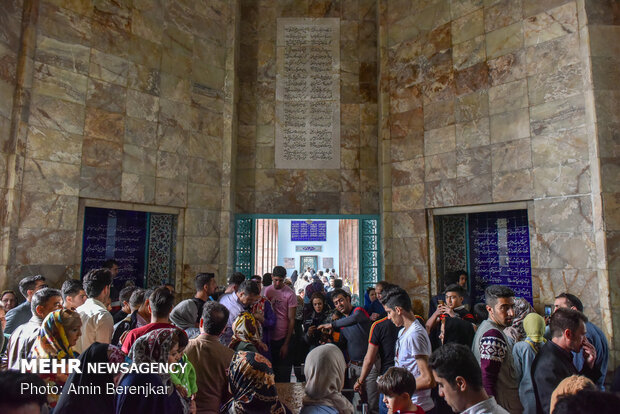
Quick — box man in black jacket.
[532,307,600,414]
[553,292,609,389]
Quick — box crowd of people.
[0,266,619,414]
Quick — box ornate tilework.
[147,214,176,288]
[360,218,380,297]
[435,215,467,290]
[442,215,467,273]
[235,218,253,276]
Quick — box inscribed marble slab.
[275,18,340,169]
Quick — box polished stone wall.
[582,0,620,366]
[378,0,617,364]
[234,0,379,215]
[0,0,237,295]
[1,0,617,363]
[0,0,29,291]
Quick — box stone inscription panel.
[276,18,340,169]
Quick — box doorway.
[233,214,380,305]
[300,256,318,274]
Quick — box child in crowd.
[169,330,198,414]
[377,367,425,414]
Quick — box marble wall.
[1,0,617,361]
[0,0,238,295]
[582,0,620,366]
[0,0,29,292]
[234,0,379,215]
[378,0,617,363]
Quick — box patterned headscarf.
[129,328,185,387]
[108,344,127,364]
[230,312,264,351]
[250,297,268,337]
[504,297,535,343]
[54,343,126,413]
[251,296,268,315]
[222,351,289,414]
[31,309,81,360]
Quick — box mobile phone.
[544,305,552,317]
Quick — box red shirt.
[121,322,176,354]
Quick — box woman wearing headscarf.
[170,301,201,339]
[512,313,547,414]
[300,344,354,414]
[363,287,386,321]
[503,297,535,344]
[1,289,18,311]
[229,312,269,353]
[115,327,188,414]
[303,292,333,350]
[222,351,291,414]
[55,342,126,414]
[30,309,82,410]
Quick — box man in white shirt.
[383,286,435,413]
[430,343,509,414]
[75,268,114,353]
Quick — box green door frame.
[234,214,382,303]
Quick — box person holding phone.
[427,271,471,321]
[426,284,475,350]
[427,285,474,330]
